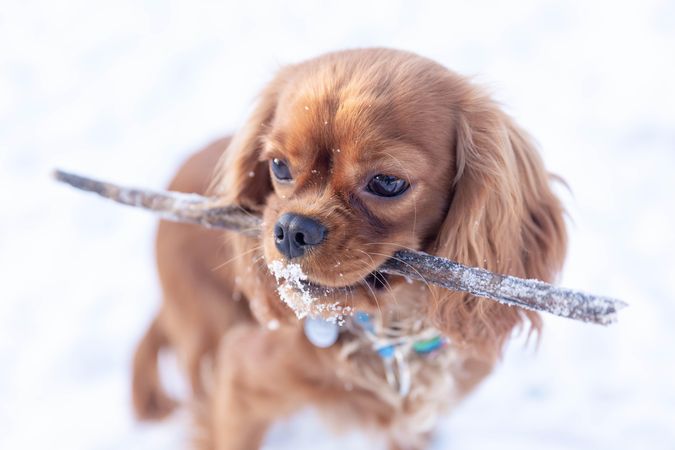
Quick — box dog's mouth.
[362,271,390,291]
[303,269,391,293]
[267,260,394,321]
[268,259,392,294]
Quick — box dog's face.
[215,49,567,354]
[258,63,455,295]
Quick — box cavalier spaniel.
[131,48,567,450]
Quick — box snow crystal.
[267,260,353,324]
[268,259,312,318]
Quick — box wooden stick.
[54,169,627,325]
[53,170,260,235]
[379,252,625,325]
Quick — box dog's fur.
[132,48,567,449]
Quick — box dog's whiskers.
[353,250,396,312]
[362,249,434,299]
[210,245,263,272]
[355,251,400,310]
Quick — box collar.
[303,311,447,397]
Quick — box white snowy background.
[2,1,674,448]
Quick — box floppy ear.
[428,85,567,359]
[211,79,284,208]
[209,72,298,326]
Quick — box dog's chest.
[305,307,460,436]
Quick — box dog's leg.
[185,334,212,398]
[388,432,433,450]
[131,313,178,420]
[202,324,320,450]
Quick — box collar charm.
[303,316,340,348]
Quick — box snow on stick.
[53,170,260,236]
[54,169,627,325]
[380,252,626,325]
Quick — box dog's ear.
[428,83,567,359]
[209,71,299,326]
[211,77,286,208]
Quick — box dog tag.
[304,317,339,348]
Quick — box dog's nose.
[274,213,327,259]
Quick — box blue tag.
[377,344,396,359]
[354,311,374,332]
[304,317,339,348]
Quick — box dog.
[131,48,567,449]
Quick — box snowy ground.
[2,1,675,448]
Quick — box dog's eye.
[271,158,292,181]
[367,174,409,197]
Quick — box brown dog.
[132,48,567,449]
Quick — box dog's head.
[214,48,566,356]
